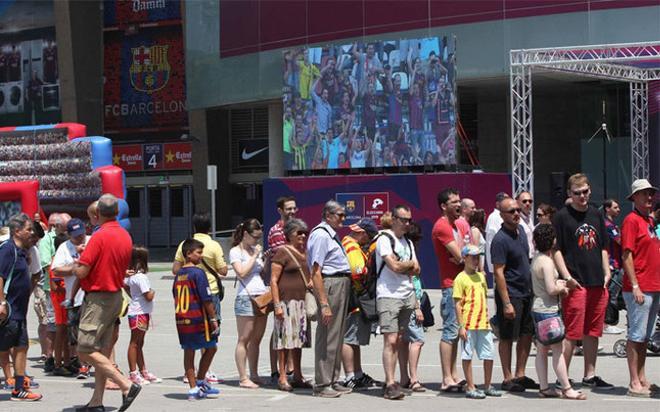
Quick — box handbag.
[534,312,565,345]
[200,258,225,302]
[419,291,435,328]
[282,246,318,321]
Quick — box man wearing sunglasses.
[620,179,659,397]
[307,200,352,398]
[375,205,419,400]
[491,198,537,392]
[515,192,535,260]
[552,173,613,390]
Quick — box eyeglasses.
[248,232,262,239]
[332,212,346,219]
[571,188,590,197]
[521,199,533,204]
[503,208,521,214]
[394,216,412,224]
[295,230,308,236]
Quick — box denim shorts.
[623,291,660,343]
[234,294,255,317]
[405,310,425,343]
[440,287,459,342]
[461,330,494,361]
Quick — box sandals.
[465,389,486,399]
[239,379,259,389]
[409,381,426,392]
[278,381,293,392]
[561,387,587,400]
[441,383,465,393]
[539,387,560,398]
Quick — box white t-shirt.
[485,210,503,272]
[125,272,153,316]
[28,246,41,275]
[375,230,416,299]
[51,239,88,307]
[229,246,267,296]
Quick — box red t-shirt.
[621,211,660,292]
[78,220,133,292]
[432,216,471,288]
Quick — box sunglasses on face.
[571,188,590,197]
[394,216,412,224]
[521,199,533,204]
[295,230,308,236]
[503,208,521,214]
[332,212,346,219]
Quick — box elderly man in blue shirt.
[307,200,352,398]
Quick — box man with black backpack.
[375,205,420,400]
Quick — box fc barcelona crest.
[129,45,170,94]
[346,200,356,212]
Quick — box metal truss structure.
[509,42,660,196]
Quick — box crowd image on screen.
[282,37,457,171]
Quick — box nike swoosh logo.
[241,147,268,160]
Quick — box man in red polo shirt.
[73,194,141,412]
[621,179,660,398]
[432,187,471,392]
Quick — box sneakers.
[129,371,149,385]
[119,383,142,412]
[197,380,220,398]
[43,357,55,373]
[356,373,382,388]
[188,386,207,401]
[582,376,614,390]
[484,386,503,397]
[77,365,90,379]
[70,356,82,370]
[465,389,486,399]
[141,370,162,383]
[10,389,43,401]
[205,371,223,384]
[3,377,39,390]
[53,366,74,377]
[603,325,624,334]
[383,383,405,400]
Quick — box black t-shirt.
[553,205,608,287]
[490,225,532,298]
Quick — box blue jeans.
[440,287,459,342]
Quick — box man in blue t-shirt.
[0,213,43,401]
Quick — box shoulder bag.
[534,312,565,345]
[200,258,225,302]
[282,245,318,321]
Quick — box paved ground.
[3,265,659,411]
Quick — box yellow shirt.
[453,270,490,330]
[174,233,226,295]
[298,60,320,100]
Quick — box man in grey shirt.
[307,200,352,398]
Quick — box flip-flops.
[441,384,465,393]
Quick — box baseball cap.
[461,244,482,257]
[67,218,86,237]
[349,218,378,238]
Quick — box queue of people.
[0,174,658,409]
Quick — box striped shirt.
[173,266,216,348]
[453,271,490,330]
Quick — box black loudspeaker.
[550,172,569,210]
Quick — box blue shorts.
[405,310,425,343]
[180,337,218,351]
[623,291,660,343]
[461,330,494,361]
[234,294,255,317]
[211,292,222,322]
[440,287,459,342]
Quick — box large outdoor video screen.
[282,36,457,171]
